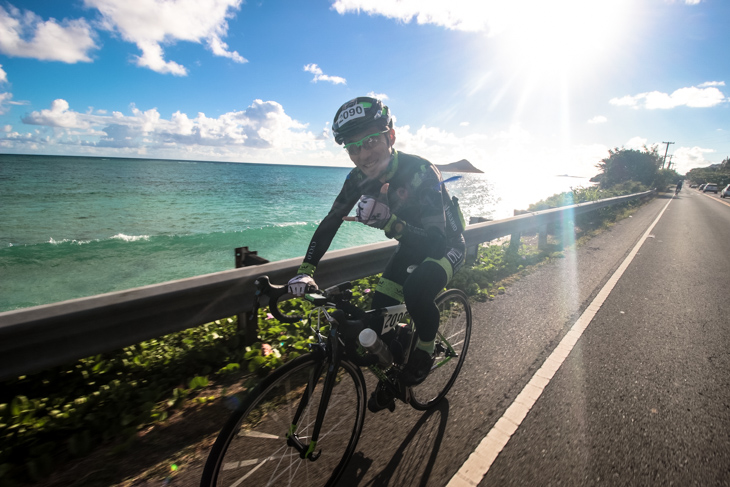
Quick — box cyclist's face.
[345,127,394,180]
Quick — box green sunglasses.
[343,131,388,155]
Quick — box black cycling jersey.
[298,150,463,276]
[296,150,466,344]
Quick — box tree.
[686,159,730,189]
[592,146,663,188]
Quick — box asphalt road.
[335,190,730,487]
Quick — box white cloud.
[0,65,8,114]
[84,0,246,76]
[672,146,716,173]
[0,4,97,62]
[460,121,470,126]
[624,136,649,150]
[331,0,496,33]
[698,81,724,88]
[367,91,388,100]
[610,83,727,109]
[16,98,326,159]
[0,92,13,115]
[588,116,607,124]
[331,0,631,44]
[303,64,346,85]
[22,99,93,128]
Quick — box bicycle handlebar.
[253,276,303,323]
[254,276,355,323]
[254,275,381,367]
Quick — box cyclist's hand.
[288,274,317,297]
[344,183,393,229]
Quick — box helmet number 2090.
[336,104,365,127]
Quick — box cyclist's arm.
[297,174,362,276]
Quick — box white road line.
[447,197,675,487]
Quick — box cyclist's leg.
[403,243,466,348]
[400,243,466,385]
[367,246,420,413]
[402,260,448,345]
[370,244,421,333]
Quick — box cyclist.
[287,96,466,410]
[675,179,683,195]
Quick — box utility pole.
[661,141,674,169]
[667,155,674,171]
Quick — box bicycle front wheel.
[410,289,472,410]
[201,354,366,487]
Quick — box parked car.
[721,184,730,198]
[690,183,698,188]
[698,184,706,191]
[703,183,718,193]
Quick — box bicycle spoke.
[202,355,365,487]
[410,289,472,410]
[238,430,283,440]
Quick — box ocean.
[0,154,591,312]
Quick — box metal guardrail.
[0,190,653,381]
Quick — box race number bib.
[335,102,366,128]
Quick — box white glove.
[356,183,392,228]
[288,274,317,297]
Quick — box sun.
[493,0,632,77]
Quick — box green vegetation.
[590,145,680,192]
[685,156,730,189]
[0,276,381,486]
[0,175,652,486]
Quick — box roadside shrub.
[0,274,381,486]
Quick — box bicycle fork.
[285,329,343,461]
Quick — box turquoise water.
[0,154,589,312]
[1,155,498,312]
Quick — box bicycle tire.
[200,353,366,487]
[409,289,472,410]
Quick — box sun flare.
[491,0,632,76]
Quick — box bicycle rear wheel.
[200,354,366,487]
[409,289,472,410]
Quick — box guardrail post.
[508,210,524,254]
[235,247,270,346]
[538,225,548,250]
[466,217,491,262]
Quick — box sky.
[0,0,728,180]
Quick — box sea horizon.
[0,153,592,312]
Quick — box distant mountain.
[435,159,483,173]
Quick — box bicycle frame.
[283,301,413,460]
[283,306,346,461]
[252,277,463,462]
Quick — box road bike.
[200,274,472,487]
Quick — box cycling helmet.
[332,96,392,145]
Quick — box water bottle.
[358,328,393,367]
